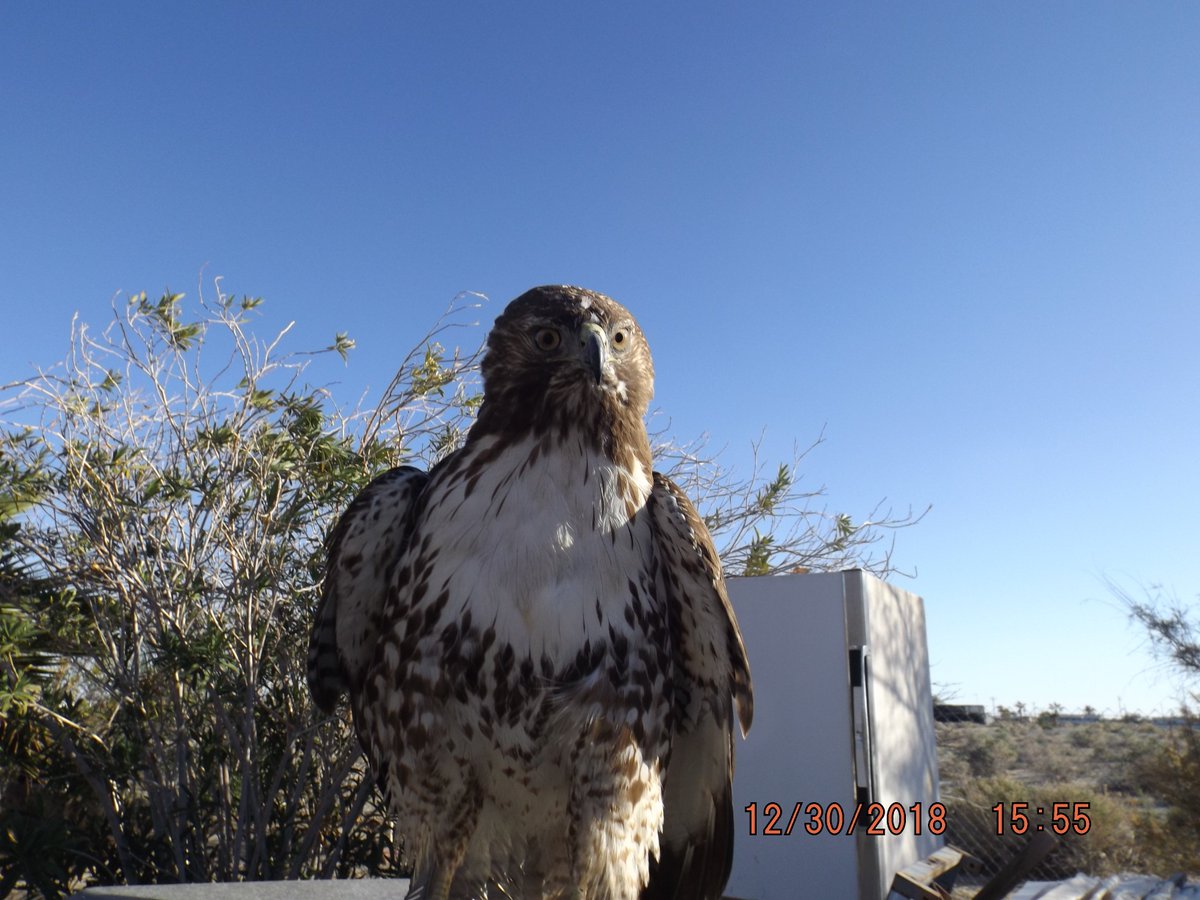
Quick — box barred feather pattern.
[307,466,428,714]
[643,473,753,900]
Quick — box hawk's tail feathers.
[307,586,346,714]
[641,709,736,900]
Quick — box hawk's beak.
[579,323,607,384]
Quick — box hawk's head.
[474,286,654,456]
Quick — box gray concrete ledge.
[73,880,411,900]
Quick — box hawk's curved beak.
[579,323,607,384]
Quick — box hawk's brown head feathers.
[474,285,654,472]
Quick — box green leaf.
[249,388,276,410]
[330,331,355,362]
[141,477,162,502]
[170,322,202,349]
[742,531,775,576]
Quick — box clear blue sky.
[3,2,1197,714]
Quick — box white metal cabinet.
[725,571,942,900]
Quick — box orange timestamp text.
[992,802,1091,835]
[744,801,947,837]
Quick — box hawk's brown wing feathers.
[644,472,753,900]
[307,465,429,714]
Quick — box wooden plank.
[887,845,971,899]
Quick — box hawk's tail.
[307,587,346,714]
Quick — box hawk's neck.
[465,398,653,513]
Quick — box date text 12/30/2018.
[992,802,1092,835]
[744,802,947,837]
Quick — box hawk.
[308,286,753,900]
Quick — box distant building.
[1056,713,1102,726]
[933,703,987,724]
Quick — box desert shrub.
[965,730,1018,779]
[1068,727,1095,750]
[0,290,434,894]
[1128,718,1200,873]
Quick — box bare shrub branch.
[1112,581,1200,681]
[652,425,927,578]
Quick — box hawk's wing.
[645,472,753,900]
[307,466,428,714]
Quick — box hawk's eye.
[534,328,561,351]
[611,327,630,352]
